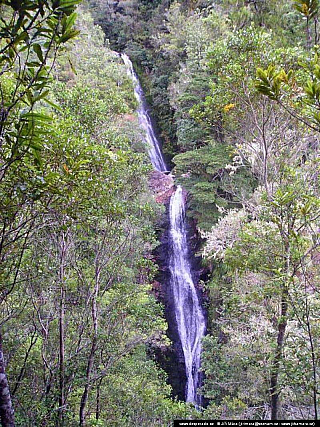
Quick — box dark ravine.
[122,53,206,406]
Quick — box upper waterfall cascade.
[121,53,167,172]
[122,54,205,405]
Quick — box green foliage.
[173,142,255,230]
[293,0,319,19]
[0,0,80,167]
[202,161,320,418]
[256,66,292,100]
[0,3,195,426]
[90,346,197,426]
[3,0,320,422]
[255,48,320,131]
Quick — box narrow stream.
[122,53,205,405]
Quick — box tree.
[293,0,319,47]
[0,1,79,425]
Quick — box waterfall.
[122,54,205,405]
[121,53,167,172]
[169,186,206,405]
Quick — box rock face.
[149,170,175,204]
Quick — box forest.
[0,0,320,425]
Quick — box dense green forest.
[1,0,320,425]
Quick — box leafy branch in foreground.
[0,0,80,177]
[255,51,320,132]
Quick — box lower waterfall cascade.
[169,186,206,405]
[122,53,206,405]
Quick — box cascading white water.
[121,53,167,172]
[122,53,205,405]
[169,186,206,405]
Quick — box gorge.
[122,53,206,405]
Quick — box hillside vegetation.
[87,0,320,420]
[1,0,320,425]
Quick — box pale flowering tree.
[201,209,248,261]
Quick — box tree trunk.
[306,305,318,420]
[96,378,103,421]
[79,274,100,427]
[79,335,97,426]
[59,285,65,426]
[307,17,312,50]
[58,231,68,427]
[270,287,288,420]
[0,332,15,427]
